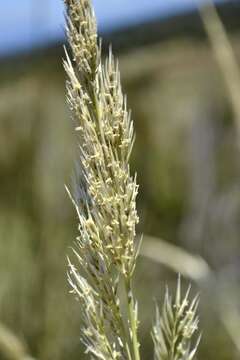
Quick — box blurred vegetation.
[1,2,240,359]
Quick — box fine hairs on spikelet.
[63,0,200,359]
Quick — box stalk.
[125,277,141,360]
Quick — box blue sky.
[0,0,221,57]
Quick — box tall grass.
[63,0,200,359]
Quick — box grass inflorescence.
[63,1,200,359]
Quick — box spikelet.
[152,278,200,360]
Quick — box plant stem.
[124,277,141,360]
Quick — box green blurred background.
[1,1,240,359]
